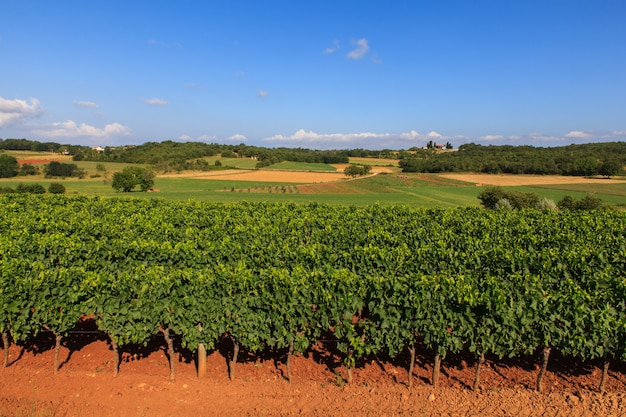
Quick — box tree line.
[399,142,625,177]
[3,137,625,176]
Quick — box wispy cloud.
[258,89,269,98]
[324,39,340,54]
[33,120,131,139]
[73,100,99,109]
[480,135,504,142]
[148,39,182,48]
[184,83,204,91]
[179,134,218,142]
[226,134,247,142]
[347,38,370,60]
[0,96,43,127]
[198,134,218,142]
[142,98,169,106]
[264,129,445,149]
[565,130,592,139]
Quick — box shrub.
[536,198,558,212]
[16,183,46,194]
[48,182,66,194]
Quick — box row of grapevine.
[1,195,625,391]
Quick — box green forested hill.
[399,142,626,176]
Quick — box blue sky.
[1,1,625,149]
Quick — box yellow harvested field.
[439,173,626,186]
[160,169,348,183]
[332,164,395,174]
[161,165,395,183]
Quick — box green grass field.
[1,153,624,208]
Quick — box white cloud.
[0,97,43,127]
[426,131,443,139]
[480,135,504,141]
[226,134,247,142]
[565,130,592,139]
[324,39,340,54]
[258,89,268,98]
[264,129,447,149]
[142,98,169,106]
[73,100,99,109]
[33,120,131,139]
[198,134,218,142]
[347,38,370,60]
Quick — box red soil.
[2,324,626,416]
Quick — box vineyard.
[1,195,625,394]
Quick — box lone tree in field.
[112,166,155,192]
[344,164,372,178]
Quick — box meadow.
[2,151,625,207]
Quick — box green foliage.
[15,183,46,194]
[44,161,83,178]
[343,164,372,177]
[48,182,66,194]
[0,154,19,178]
[599,160,622,178]
[400,142,626,176]
[18,163,39,176]
[112,166,155,192]
[0,196,625,377]
[478,186,540,209]
[558,194,604,210]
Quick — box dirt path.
[2,337,626,416]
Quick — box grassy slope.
[1,153,624,207]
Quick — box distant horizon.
[2,136,625,153]
[1,1,625,150]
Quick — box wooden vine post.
[197,343,207,378]
[197,324,207,378]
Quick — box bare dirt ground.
[2,329,626,417]
[438,173,626,187]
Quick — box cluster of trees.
[400,142,625,177]
[70,141,351,171]
[0,155,40,178]
[343,164,372,177]
[44,161,85,178]
[478,186,604,211]
[111,167,155,192]
[0,183,65,195]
